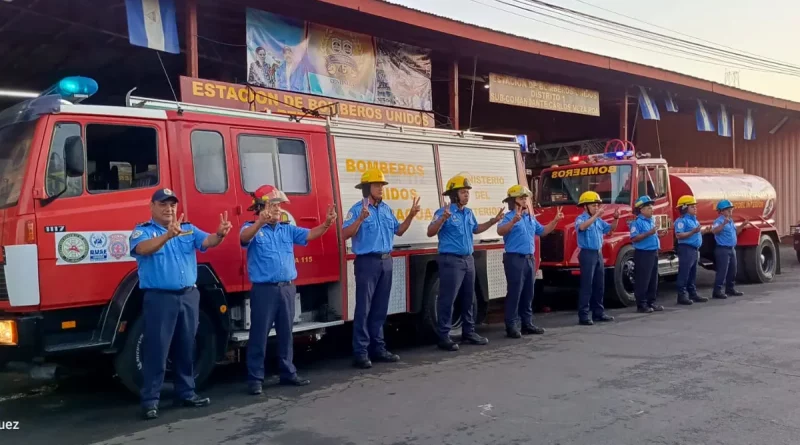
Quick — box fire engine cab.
[0,77,535,393]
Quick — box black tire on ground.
[114,309,218,398]
[743,235,777,284]
[420,271,463,341]
[607,245,636,307]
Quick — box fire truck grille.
[0,265,7,302]
[539,230,564,263]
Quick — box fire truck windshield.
[0,120,36,209]
[539,164,633,207]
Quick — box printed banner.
[55,231,135,266]
[180,76,435,127]
[244,8,432,112]
[488,73,600,116]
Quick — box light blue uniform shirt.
[675,214,702,248]
[241,222,310,283]
[130,219,209,290]
[629,214,660,251]
[501,211,544,255]
[713,215,737,247]
[431,204,478,256]
[574,212,612,251]
[343,200,400,255]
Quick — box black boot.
[712,289,728,299]
[649,304,664,312]
[637,306,654,313]
[506,328,522,339]
[438,338,459,351]
[521,324,545,335]
[690,294,709,303]
[593,314,614,322]
[726,288,744,297]
[462,332,489,345]
[677,294,693,305]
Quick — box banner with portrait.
[244,8,432,112]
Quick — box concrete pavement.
[2,248,799,445]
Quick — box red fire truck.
[534,141,781,307]
[0,77,536,393]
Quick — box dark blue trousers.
[634,249,659,308]
[676,244,699,296]
[503,253,536,329]
[437,254,476,341]
[140,287,199,409]
[247,283,297,383]
[352,254,393,359]
[714,246,737,292]
[578,249,605,321]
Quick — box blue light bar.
[516,134,529,152]
[40,76,98,104]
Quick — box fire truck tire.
[114,310,218,397]
[420,273,463,341]
[744,235,777,284]
[608,245,636,308]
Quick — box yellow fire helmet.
[676,195,698,207]
[354,168,389,189]
[504,184,532,202]
[442,175,472,196]
[578,191,602,206]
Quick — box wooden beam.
[449,60,459,130]
[619,89,628,142]
[185,0,199,78]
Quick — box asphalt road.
[2,246,799,445]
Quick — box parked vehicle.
[534,140,780,307]
[0,77,536,393]
[791,224,800,264]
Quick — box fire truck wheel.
[744,235,777,284]
[420,273,463,341]
[608,245,636,308]
[114,309,218,397]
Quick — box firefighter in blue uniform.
[342,169,421,369]
[710,199,751,299]
[496,185,562,338]
[240,185,337,395]
[130,188,232,420]
[427,175,504,352]
[629,195,665,313]
[574,191,620,325]
[674,195,710,305]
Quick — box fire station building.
[2,0,799,234]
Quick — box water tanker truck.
[534,141,780,307]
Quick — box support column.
[185,0,199,78]
[619,89,629,142]
[731,114,737,168]
[448,60,459,130]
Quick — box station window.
[86,124,159,193]
[237,135,309,193]
[191,131,228,194]
[45,122,83,198]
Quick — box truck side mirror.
[64,135,85,177]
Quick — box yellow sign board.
[488,73,600,116]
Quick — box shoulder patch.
[676,221,684,230]
[630,227,638,234]
[346,211,354,221]
[131,230,144,239]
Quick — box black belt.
[357,253,391,260]
[142,286,194,295]
[440,253,471,259]
[255,281,292,287]
[504,253,534,259]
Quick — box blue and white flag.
[744,108,756,141]
[125,0,180,54]
[717,104,731,137]
[637,86,661,120]
[664,92,679,113]
[695,99,715,132]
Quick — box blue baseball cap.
[151,188,179,203]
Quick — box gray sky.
[389,0,800,102]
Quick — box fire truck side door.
[229,128,321,288]
[175,123,246,293]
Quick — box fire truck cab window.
[637,166,667,200]
[85,124,159,193]
[191,131,228,193]
[45,122,84,198]
[238,135,309,194]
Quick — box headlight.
[0,320,18,346]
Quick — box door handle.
[300,217,318,221]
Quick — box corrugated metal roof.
[319,0,800,113]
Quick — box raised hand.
[258,208,279,226]
[493,208,505,224]
[596,206,606,218]
[325,204,338,225]
[357,198,371,222]
[441,205,452,220]
[742,219,751,228]
[554,205,564,222]
[613,208,620,219]
[167,213,185,239]
[410,196,421,217]
[217,211,233,237]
